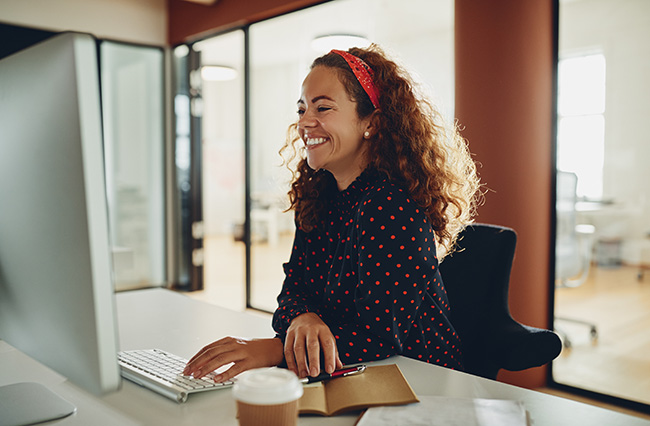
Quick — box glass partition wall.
[552,0,650,409]
[191,0,455,312]
[100,41,166,291]
[190,31,247,307]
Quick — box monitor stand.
[0,382,76,426]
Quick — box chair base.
[554,316,598,349]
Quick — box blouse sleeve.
[329,187,440,363]
[272,226,320,337]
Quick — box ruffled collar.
[333,168,385,211]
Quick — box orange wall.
[167,0,324,45]
[455,0,556,388]
[167,0,558,389]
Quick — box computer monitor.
[0,32,121,400]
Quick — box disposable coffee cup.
[232,367,303,426]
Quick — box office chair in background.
[555,171,596,288]
[439,223,562,380]
[554,171,598,348]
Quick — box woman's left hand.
[183,337,284,382]
[284,312,343,378]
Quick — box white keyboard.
[118,349,234,403]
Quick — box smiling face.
[297,66,372,190]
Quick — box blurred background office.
[1,0,648,415]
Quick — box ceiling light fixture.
[173,45,190,58]
[311,34,371,53]
[200,65,237,81]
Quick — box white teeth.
[306,137,328,146]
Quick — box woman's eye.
[296,106,330,116]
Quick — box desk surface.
[1,288,649,426]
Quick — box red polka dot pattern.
[272,169,463,371]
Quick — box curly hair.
[279,45,482,256]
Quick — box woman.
[184,45,480,383]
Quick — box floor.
[552,263,650,410]
[536,387,650,421]
[189,236,650,420]
[190,234,294,313]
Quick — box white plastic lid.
[232,367,303,405]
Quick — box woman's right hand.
[183,337,284,383]
[284,312,343,378]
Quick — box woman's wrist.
[266,337,286,366]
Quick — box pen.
[300,365,366,384]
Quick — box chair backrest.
[440,224,516,377]
[440,223,562,379]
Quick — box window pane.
[100,42,165,290]
[557,115,605,199]
[558,54,606,116]
[557,53,607,200]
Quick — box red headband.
[330,49,380,109]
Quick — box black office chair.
[439,223,562,380]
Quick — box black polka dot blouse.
[272,169,463,371]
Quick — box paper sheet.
[356,396,528,426]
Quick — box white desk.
[1,288,649,426]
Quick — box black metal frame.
[188,47,204,291]
[243,27,253,308]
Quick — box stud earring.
[364,131,370,138]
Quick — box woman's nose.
[298,110,317,127]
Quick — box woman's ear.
[363,110,380,139]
